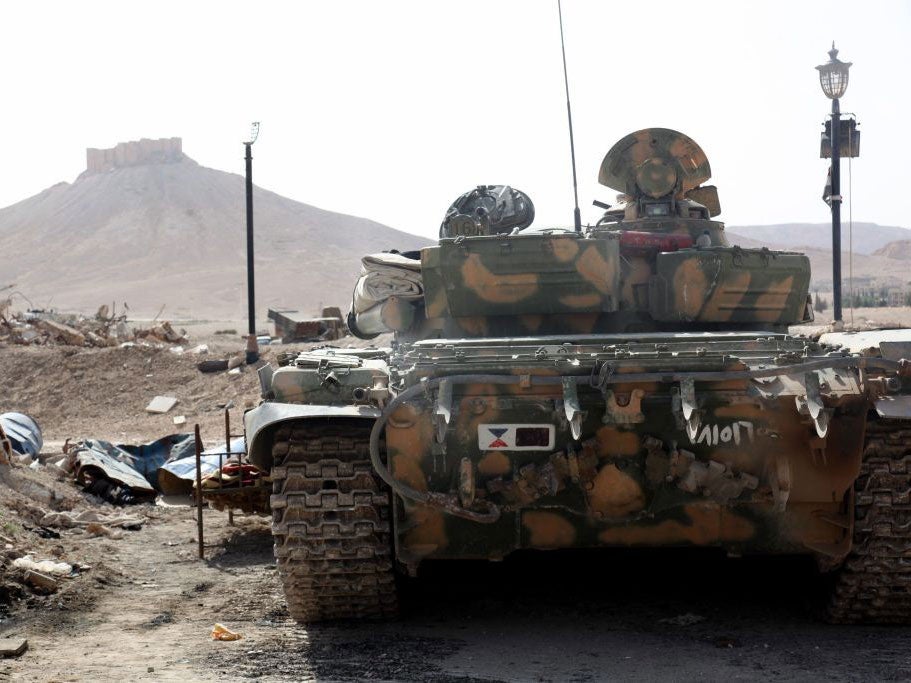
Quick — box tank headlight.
[644,202,671,217]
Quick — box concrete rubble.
[145,396,178,414]
[0,301,188,348]
[267,306,347,342]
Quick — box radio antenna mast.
[558,0,582,233]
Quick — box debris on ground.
[145,396,178,414]
[12,556,73,577]
[39,509,143,531]
[0,302,188,348]
[659,613,706,626]
[85,522,123,539]
[65,435,196,504]
[0,638,28,658]
[197,353,251,374]
[133,320,188,345]
[197,359,230,373]
[158,437,245,496]
[0,412,43,459]
[68,440,159,504]
[22,569,58,593]
[211,623,243,641]
[60,432,264,511]
[267,306,347,342]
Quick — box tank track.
[270,421,398,622]
[828,419,911,623]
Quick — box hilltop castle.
[85,137,183,173]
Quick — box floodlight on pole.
[244,121,260,363]
[245,121,261,145]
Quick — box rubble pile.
[0,302,187,348]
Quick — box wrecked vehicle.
[245,129,911,623]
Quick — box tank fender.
[874,395,911,420]
[244,402,381,472]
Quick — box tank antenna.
[557,0,582,233]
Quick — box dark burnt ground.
[204,545,911,682]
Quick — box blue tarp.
[116,433,196,485]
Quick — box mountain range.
[726,223,911,289]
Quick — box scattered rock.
[23,569,58,593]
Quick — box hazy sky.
[2,0,908,241]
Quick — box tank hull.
[383,333,868,569]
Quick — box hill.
[0,138,430,320]
[726,223,911,290]
[873,240,911,260]
[727,222,911,255]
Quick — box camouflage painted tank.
[245,129,911,623]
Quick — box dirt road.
[3,499,910,682]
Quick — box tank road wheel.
[827,419,911,623]
[269,420,398,622]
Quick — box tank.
[245,128,911,623]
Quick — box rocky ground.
[3,498,910,682]
[1,322,910,682]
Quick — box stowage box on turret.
[245,129,911,624]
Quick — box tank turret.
[349,128,813,339]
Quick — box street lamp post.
[816,44,851,323]
[244,122,260,363]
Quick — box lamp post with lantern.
[816,44,853,323]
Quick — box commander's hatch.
[598,128,720,217]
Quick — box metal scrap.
[158,437,246,496]
[0,412,42,459]
[69,441,158,504]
